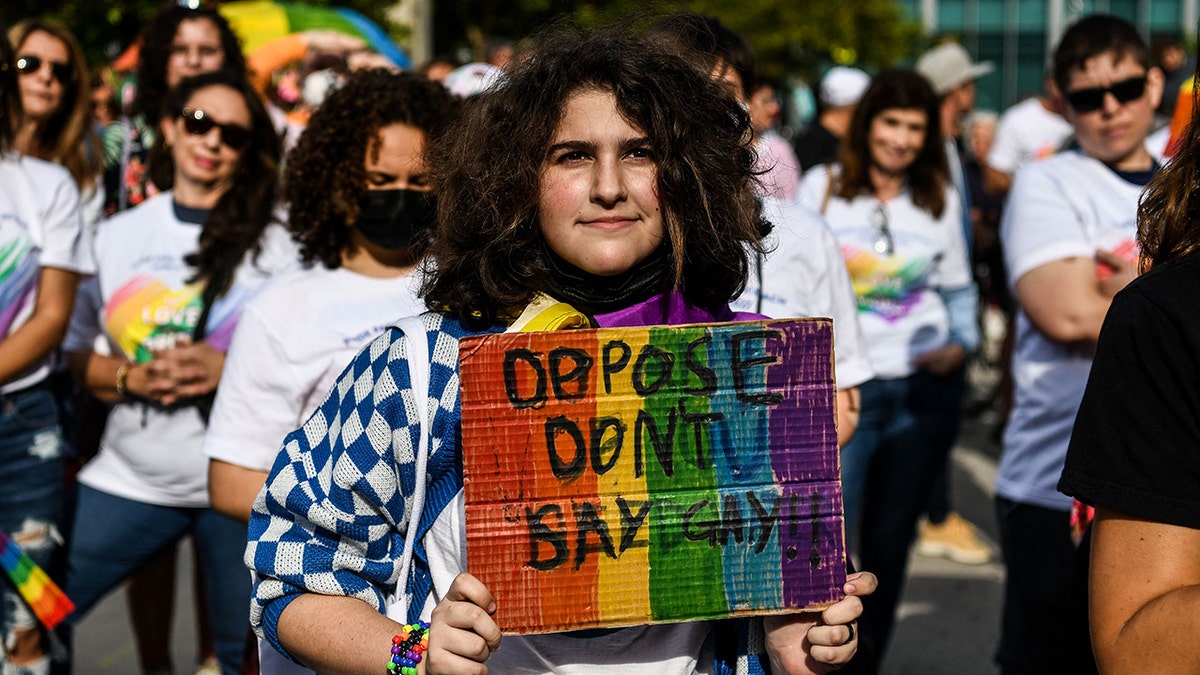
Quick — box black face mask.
[354,189,436,251]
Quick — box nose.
[200,126,222,150]
[32,62,53,84]
[184,47,203,70]
[1099,90,1121,115]
[591,155,626,207]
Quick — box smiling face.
[867,107,928,176]
[166,18,225,89]
[537,89,664,277]
[16,30,70,124]
[161,84,250,192]
[1062,52,1162,170]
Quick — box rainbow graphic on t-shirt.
[841,246,933,322]
[105,275,203,362]
[0,238,38,339]
[104,274,254,361]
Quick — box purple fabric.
[591,289,764,328]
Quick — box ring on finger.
[843,623,855,646]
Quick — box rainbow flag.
[459,319,845,634]
[0,530,75,629]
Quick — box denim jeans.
[0,384,65,667]
[63,486,250,675]
[838,370,962,657]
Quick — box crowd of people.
[1,2,1197,674]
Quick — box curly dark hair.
[836,69,948,218]
[150,70,281,293]
[132,3,245,124]
[646,12,757,99]
[0,28,16,153]
[422,25,764,327]
[284,68,459,269]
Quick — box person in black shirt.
[1059,41,1200,673]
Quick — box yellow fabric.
[219,1,290,54]
[505,293,591,333]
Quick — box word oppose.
[459,319,846,634]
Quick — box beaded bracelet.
[386,620,430,674]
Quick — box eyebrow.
[546,136,652,156]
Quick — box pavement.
[73,365,1012,674]
[884,403,1006,675]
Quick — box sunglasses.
[179,107,251,151]
[15,56,71,84]
[1064,75,1146,113]
[871,204,894,256]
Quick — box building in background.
[898,0,1199,109]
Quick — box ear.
[160,114,177,148]
[1145,66,1166,111]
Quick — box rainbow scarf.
[0,529,75,629]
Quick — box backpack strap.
[387,315,432,623]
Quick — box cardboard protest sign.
[458,319,845,634]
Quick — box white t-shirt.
[63,192,297,507]
[997,149,1145,510]
[798,165,972,378]
[731,196,874,389]
[986,97,1073,174]
[486,623,713,675]
[0,153,93,394]
[204,264,426,473]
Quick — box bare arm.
[208,460,268,523]
[67,350,156,405]
[277,573,501,675]
[981,165,1012,196]
[67,339,224,407]
[1014,255,1136,345]
[835,387,860,448]
[276,595,413,675]
[0,267,79,385]
[1090,507,1200,673]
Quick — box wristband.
[386,620,429,674]
[115,363,130,398]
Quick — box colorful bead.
[387,621,430,673]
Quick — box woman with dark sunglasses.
[102,1,245,217]
[0,26,91,675]
[7,20,103,228]
[202,67,456,675]
[61,70,296,675]
[798,68,979,658]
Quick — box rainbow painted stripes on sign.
[0,530,74,629]
[459,318,845,634]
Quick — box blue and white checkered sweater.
[246,311,770,674]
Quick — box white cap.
[916,43,994,96]
[443,63,505,98]
[820,66,871,108]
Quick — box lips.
[581,216,639,230]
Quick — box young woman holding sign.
[247,26,874,675]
